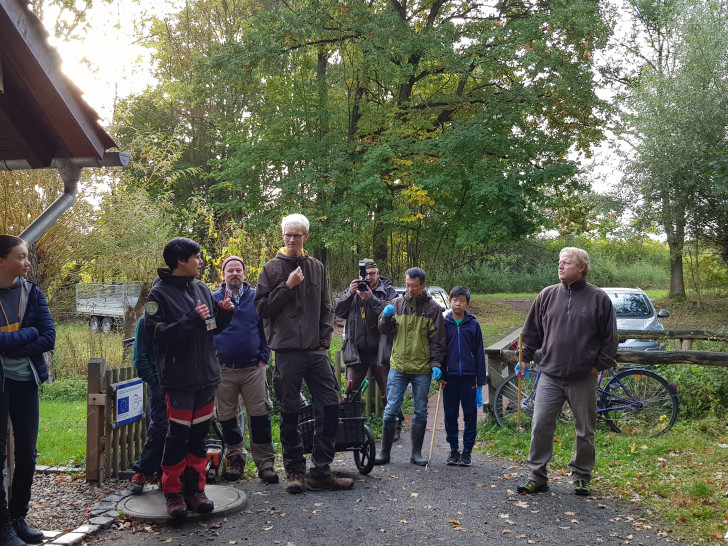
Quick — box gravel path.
[84,395,680,546]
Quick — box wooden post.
[110,367,120,476]
[484,327,522,415]
[86,358,107,483]
[334,350,343,385]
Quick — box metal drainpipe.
[4,152,131,244]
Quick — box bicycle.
[492,365,679,437]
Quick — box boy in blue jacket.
[442,286,486,466]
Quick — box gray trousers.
[527,372,598,484]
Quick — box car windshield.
[607,292,653,317]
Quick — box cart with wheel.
[298,400,376,474]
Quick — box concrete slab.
[118,484,247,523]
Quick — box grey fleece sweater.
[521,279,618,379]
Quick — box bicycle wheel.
[493,373,537,430]
[601,369,678,437]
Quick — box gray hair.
[560,247,590,277]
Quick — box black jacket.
[145,268,233,390]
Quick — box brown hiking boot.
[165,493,187,519]
[224,453,246,481]
[285,473,306,494]
[184,491,215,513]
[129,472,149,494]
[306,473,354,491]
[259,467,280,484]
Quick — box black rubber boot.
[374,420,397,465]
[409,420,428,466]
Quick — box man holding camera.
[333,259,403,439]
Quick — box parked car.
[601,287,670,351]
[393,286,451,313]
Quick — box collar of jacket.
[157,267,196,285]
[561,278,587,292]
[445,310,474,324]
[219,281,250,299]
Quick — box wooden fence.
[86,357,146,483]
[484,328,728,412]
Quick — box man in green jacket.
[375,267,446,466]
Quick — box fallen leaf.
[498,513,510,519]
[263,526,274,531]
[410,492,419,497]
[314,502,323,507]
[502,529,512,534]
[229,542,237,545]
[280,513,286,517]
[476,483,486,487]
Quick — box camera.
[357,261,371,292]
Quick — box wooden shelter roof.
[0,0,117,169]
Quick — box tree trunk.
[667,240,685,299]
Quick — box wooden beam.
[618,329,728,342]
[0,90,53,167]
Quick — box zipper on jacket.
[457,321,462,376]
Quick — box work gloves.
[431,367,442,381]
[382,304,395,317]
[475,386,483,407]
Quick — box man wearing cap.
[333,259,404,439]
[212,256,278,484]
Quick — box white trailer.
[75,283,141,333]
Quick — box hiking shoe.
[306,473,355,491]
[11,517,43,543]
[165,493,187,519]
[0,522,25,546]
[517,479,549,494]
[259,468,280,484]
[446,449,460,465]
[224,453,246,481]
[185,491,215,513]
[458,450,472,467]
[573,480,591,496]
[129,472,149,495]
[285,473,306,494]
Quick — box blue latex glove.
[475,386,483,407]
[432,367,442,381]
[515,363,530,379]
[382,304,395,317]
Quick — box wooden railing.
[484,328,728,411]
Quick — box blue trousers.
[443,375,477,452]
[132,383,168,476]
[383,369,431,424]
[0,379,39,522]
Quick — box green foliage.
[51,322,125,379]
[40,379,87,402]
[660,365,728,419]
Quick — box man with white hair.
[517,247,618,497]
[254,214,353,494]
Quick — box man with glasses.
[333,259,404,440]
[255,214,354,494]
[375,267,446,466]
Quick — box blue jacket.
[0,279,55,392]
[133,315,158,386]
[213,282,270,366]
[443,311,486,385]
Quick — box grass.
[475,416,728,543]
[37,399,86,467]
[51,321,126,379]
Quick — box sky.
[43,0,180,124]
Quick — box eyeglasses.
[405,283,422,289]
[284,233,305,240]
[365,271,378,277]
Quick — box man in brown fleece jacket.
[516,247,618,498]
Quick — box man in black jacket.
[255,214,353,494]
[145,238,234,519]
[516,247,617,498]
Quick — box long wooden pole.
[517,332,524,433]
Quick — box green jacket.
[378,291,446,375]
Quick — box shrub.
[40,378,87,402]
